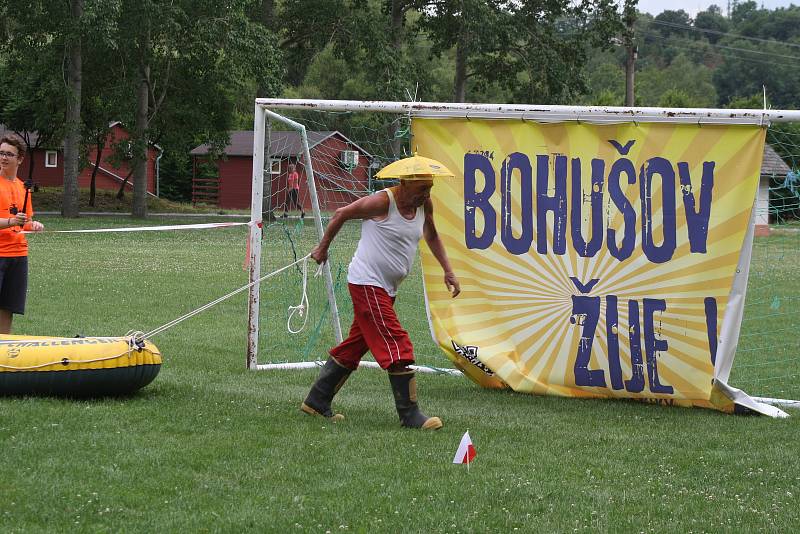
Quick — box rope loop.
[125,330,147,352]
[287,257,310,334]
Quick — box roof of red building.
[189,130,371,158]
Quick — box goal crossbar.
[255,98,800,125]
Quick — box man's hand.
[30,221,44,232]
[310,244,328,265]
[444,271,460,298]
[13,212,27,226]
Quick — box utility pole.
[623,1,637,107]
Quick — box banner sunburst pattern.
[415,118,765,411]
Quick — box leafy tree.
[652,9,693,38]
[416,0,510,102]
[756,6,800,42]
[636,53,717,107]
[0,57,65,184]
[0,1,70,197]
[279,0,350,86]
[578,51,625,105]
[713,39,800,108]
[694,5,729,43]
[725,94,763,109]
[658,88,693,108]
[731,1,759,26]
[110,0,282,215]
[494,1,625,105]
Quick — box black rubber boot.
[301,357,353,421]
[388,370,442,430]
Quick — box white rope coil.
[287,258,309,334]
[287,260,325,334]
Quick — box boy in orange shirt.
[0,134,44,334]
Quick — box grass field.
[1,215,799,533]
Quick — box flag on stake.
[452,431,476,466]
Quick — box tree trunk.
[62,0,83,218]
[116,169,134,200]
[625,46,636,107]
[89,137,104,207]
[132,26,151,218]
[260,0,274,27]
[256,0,276,96]
[453,28,468,102]
[623,1,637,107]
[388,0,408,157]
[390,0,405,49]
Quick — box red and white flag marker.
[452,431,476,468]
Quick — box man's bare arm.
[422,199,461,297]
[310,193,389,264]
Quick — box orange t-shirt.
[0,176,33,257]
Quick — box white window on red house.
[45,150,58,168]
[269,158,281,174]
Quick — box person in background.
[301,155,460,430]
[0,134,44,334]
[283,163,305,219]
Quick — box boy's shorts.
[0,256,28,315]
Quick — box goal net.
[248,100,800,409]
[246,105,447,372]
[735,124,800,406]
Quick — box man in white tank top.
[301,157,460,430]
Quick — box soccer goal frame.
[246,106,345,370]
[247,99,800,408]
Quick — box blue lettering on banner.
[571,158,604,257]
[704,297,718,366]
[642,298,674,394]
[625,300,646,393]
[464,153,496,249]
[501,153,533,255]
[564,280,722,395]
[459,142,727,397]
[640,158,676,263]
[536,155,568,255]
[463,145,715,262]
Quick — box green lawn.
[1,215,798,533]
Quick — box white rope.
[286,260,325,334]
[25,221,254,234]
[141,253,314,340]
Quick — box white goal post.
[247,105,344,369]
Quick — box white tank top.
[347,188,425,296]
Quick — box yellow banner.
[415,118,765,411]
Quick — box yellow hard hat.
[375,154,455,181]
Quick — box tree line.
[0,0,797,216]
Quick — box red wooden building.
[0,123,160,195]
[190,130,374,211]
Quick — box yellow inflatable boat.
[0,334,161,396]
